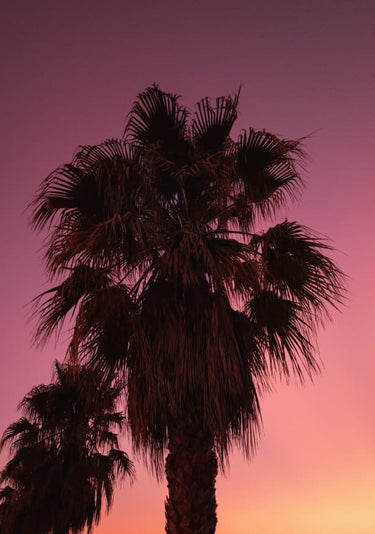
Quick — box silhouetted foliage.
[0,363,134,534]
[30,85,345,534]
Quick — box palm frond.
[124,84,188,157]
[31,139,154,277]
[0,419,41,452]
[246,291,318,381]
[69,285,137,379]
[259,220,345,318]
[236,129,304,215]
[108,448,135,478]
[192,93,239,154]
[31,139,134,230]
[32,265,111,345]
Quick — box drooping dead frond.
[128,280,263,471]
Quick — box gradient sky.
[1,1,374,533]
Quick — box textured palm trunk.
[165,422,218,534]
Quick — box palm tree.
[30,85,344,534]
[0,362,134,534]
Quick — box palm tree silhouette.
[30,85,344,534]
[0,362,134,534]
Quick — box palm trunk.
[165,422,218,534]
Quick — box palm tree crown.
[30,85,344,534]
[0,362,134,534]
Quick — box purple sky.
[1,1,375,532]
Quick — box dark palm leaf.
[124,84,188,157]
[246,291,318,380]
[191,94,239,154]
[1,419,40,451]
[32,139,135,229]
[259,220,345,317]
[31,139,152,275]
[70,285,137,379]
[236,129,303,214]
[32,265,111,345]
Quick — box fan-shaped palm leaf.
[124,84,188,152]
[236,129,303,216]
[191,94,239,154]
[32,264,111,344]
[259,220,344,317]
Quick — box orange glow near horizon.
[218,483,375,534]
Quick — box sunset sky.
[1,1,374,533]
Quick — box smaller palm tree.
[0,362,134,534]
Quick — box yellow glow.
[217,473,375,534]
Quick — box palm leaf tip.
[31,265,111,347]
[246,290,319,381]
[124,84,188,151]
[261,220,346,319]
[236,130,305,211]
[192,94,239,153]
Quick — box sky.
[1,0,374,532]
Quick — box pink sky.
[1,1,374,532]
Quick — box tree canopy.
[0,363,134,534]
[28,85,344,534]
